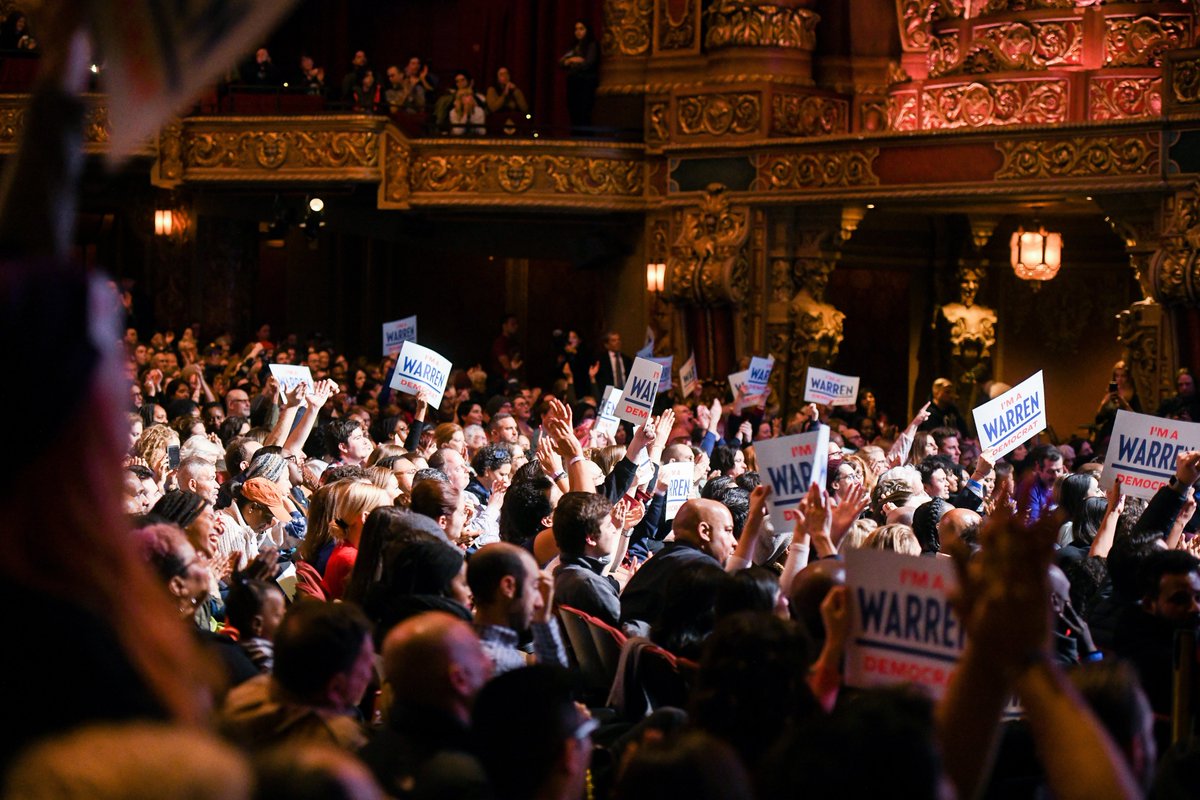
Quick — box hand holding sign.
[390,341,451,404]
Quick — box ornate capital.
[704,1,820,51]
[602,0,654,57]
[665,183,752,306]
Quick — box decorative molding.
[897,0,960,53]
[930,20,1082,77]
[887,90,920,131]
[655,0,698,51]
[994,134,1159,180]
[544,155,644,195]
[0,94,115,154]
[703,1,820,51]
[406,152,644,200]
[676,92,760,136]
[770,93,849,137]
[1089,77,1162,121]
[378,129,411,208]
[665,183,751,305]
[602,0,654,57]
[1170,54,1200,105]
[647,101,670,145]
[1104,16,1190,68]
[755,149,880,190]
[921,79,1068,128]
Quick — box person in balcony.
[486,67,528,134]
[351,69,382,114]
[560,19,598,134]
[449,89,486,136]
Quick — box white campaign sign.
[804,367,861,407]
[728,369,766,408]
[845,547,965,701]
[746,356,774,395]
[382,316,417,356]
[616,357,664,425]
[972,371,1047,461]
[680,353,699,399]
[389,341,452,403]
[268,364,314,399]
[754,426,831,533]
[1102,409,1200,500]
[650,356,673,392]
[661,462,693,521]
[594,386,622,439]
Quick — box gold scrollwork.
[544,156,644,195]
[703,1,820,50]
[994,135,1159,180]
[495,156,537,193]
[410,154,488,193]
[1089,77,1162,121]
[647,102,670,145]
[896,0,961,52]
[667,183,751,306]
[1105,16,1190,68]
[770,94,848,137]
[1172,56,1200,104]
[380,131,410,206]
[657,0,697,51]
[757,150,880,190]
[677,92,760,136]
[922,79,1068,128]
[183,129,379,171]
[602,0,654,56]
[931,20,1082,77]
[887,91,920,130]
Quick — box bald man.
[619,498,735,628]
[359,612,491,799]
[937,508,981,553]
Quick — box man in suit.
[593,331,632,391]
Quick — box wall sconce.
[1009,224,1062,290]
[646,261,666,293]
[153,206,190,244]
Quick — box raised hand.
[831,482,869,541]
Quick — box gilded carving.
[897,0,961,52]
[410,154,488,193]
[1105,16,1190,68]
[978,0,1074,13]
[666,183,751,306]
[939,263,997,393]
[1144,185,1200,309]
[756,149,880,190]
[656,0,697,51]
[380,131,410,207]
[495,156,536,193]
[84,105,111,143]
[887,92,920,130]
[183,129,379,171]
[703,1,820,51]
[677,92,760,136]
[544,156,644,195]
[602,0,654,56]
[922,79,1068,128]
[770,94,848,137]
[647,102,670,145]
[1117,298,1167,410]
[1089,77,1162,121]
[931,21,1081,77]
[0,105,22,142]
[157,120,184,185]
[994,135,1159,180]
[788,255,844,404]
[1171,56,1200,104]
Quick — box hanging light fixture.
[646,262,666,293]
[1009,222,1062,289]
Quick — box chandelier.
[1009,224,1062,289]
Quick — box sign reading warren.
[389,341,451,404]
[593,386,622,439]
[661,462,693,521]
[804,367,860,407]
[617,358,663,425]
[755,427,831,533]
[268,364,314,399]
[680,353,699,399]
[972,371,1047,460]
[1102,410,1200,500]
[845,547,965,700]
[650,356,673,392]
[746,356,774,395]
[382,316,417,356]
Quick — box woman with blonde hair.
[322,481,393,599]
[136,424,181,490]
[864,523,921,556]
[433,422,466,457]
[364,465,401,503]
[366,442,405,467]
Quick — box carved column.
[785,210,846,414]
[601,0,655,93]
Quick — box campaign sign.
[680,353,699,399]
[593,386,622,439]
[636,327,655,358]
[755,427,831,533]
[972,371,1047,461]
[389,341,452,404]
[1102,410,1200,500]
[382,316,417,356]
[728,369,767,408]
[804,367,861,407]
[268,364,314,399]
[616,358,664,425]
[845,547,965,700]
[746,356,774,395]
[650,356,673,392]
[661,462,693,521]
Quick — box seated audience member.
[468,542,568,674]
[552,491,622,625]
[448,89,486,136]
[471,666,596,800]
[223,577,287,674]
[359,612,491,798]
[219,602,374,751]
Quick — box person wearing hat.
[218,477,292,569]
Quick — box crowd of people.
[5,9,1200,800]
[232,18,599,136]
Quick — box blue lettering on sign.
[750,367,770,383]
[981,393,1042,443]
[765,462,813,497]
[856,588,964,651]
[669,478,690,497]
[401,356,445,392]
[630,377,655,402]
[1115,434,1188,477]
